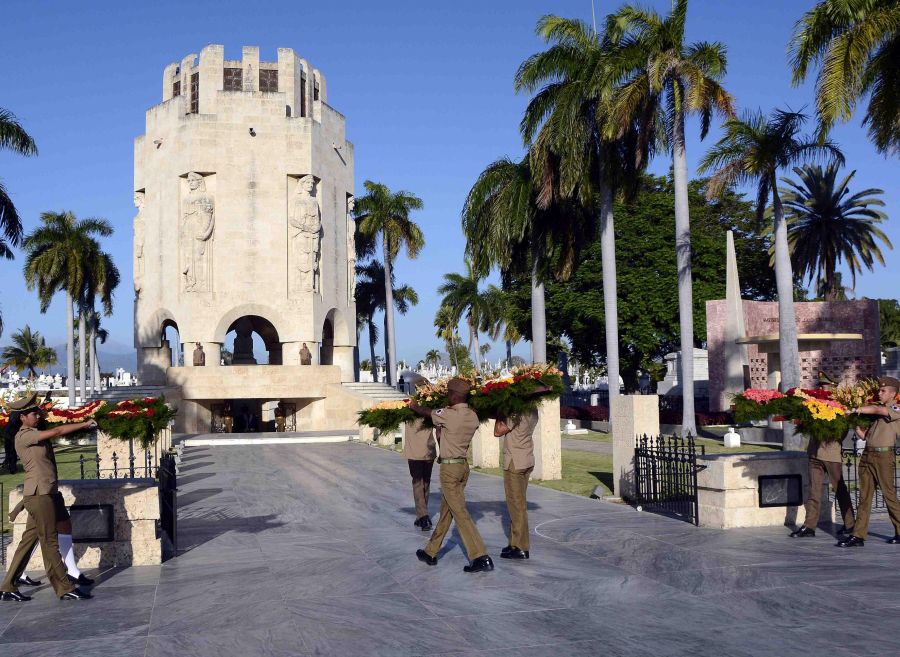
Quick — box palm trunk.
[506,339,512,369]
[772,180,802,450]
[469,320,481,372]
[599,182,621,412]
[66,292,76,407]
[531,261,547,364]
[382,242,398,386]
[78,311,87,402]
[90,330,99,394]
[368,321,378,383]
[672,108,696,437]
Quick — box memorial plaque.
[70,504,115,542]
[758,475,803,508]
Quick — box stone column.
[359,425,375,443]
[471,420,499,469]
[612,395,659,500]
[377,427,396,446]
[282,341,301,366]
[201,342,221,367]
[533,398,562,480]
[333,345,355,383]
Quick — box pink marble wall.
[707,299,881,411]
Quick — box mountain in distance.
[40,343,137,376]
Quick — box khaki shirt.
[403,419,436,461]
[807,436,843,463]
[865,404,900,448]
[15,426,59,496]
[503,409,539,471]
[431,403,480,459]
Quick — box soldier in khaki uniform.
[403,412,437,531]
[838,376,900,547]
[495,409,539,559]
[790,434,855,538]
[409,378,494,573]
[1,393,97,602]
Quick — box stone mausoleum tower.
[134,45,360,432]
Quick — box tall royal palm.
[355,260,418,384]
[699,109,842,449]
[514,14,652,401]
[86,310,110,394]
[609,0,735,434]
[437,264,495,372]
[355,181,424,386]
[77,248,119,399]
[790,0,900,155]
[0,107,38,336]
[1,325,57,379]
[780,162,891,299]
[22,211,113,406]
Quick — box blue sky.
[1,0,897,365]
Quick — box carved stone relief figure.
[181,172,215,292]
[289,175,321,293]
[347,195,356,305]
[133,191,145,295]
[192,343,205,366]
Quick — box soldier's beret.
[447,378,472,395]
[7,392,39,411]
[879,376,900,389]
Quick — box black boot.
[463,555,494,573]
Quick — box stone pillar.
[139,345,170,385]
[333,345,355,383]
[359,425,375,443]
[377,427,396,446]
[201,342,221,367]
[198,44,223,114]
[533,398,562,481]
[612,395,659,500]
[471,420,499,469]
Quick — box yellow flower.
[802,399,844,421]
[372,399,409,410]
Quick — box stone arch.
[225,315,282,365]
[322,307,351,346]
[212,303,288,345]
[138,308,179,348]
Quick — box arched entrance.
[320,317,334,365]
[224,315,282,365]
[161,319,181,367]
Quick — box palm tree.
[423,349,441,368]
[699,108,843,449]
[483,285,521,369]
[434,304,464,373]
[86,310,110,394]
[513,14,655,409]
[609,0,735,435]
[355,181,424,385]
[0,107,38,335]
[77,249,119,399]
[355,260,418,384]
[1,325,57,378]
[778,162,892,300]
[790,0,900,155]
[437,264,497,372]
[22,211,113,406]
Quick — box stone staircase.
[88,385,169,404]
[341,381,408,403]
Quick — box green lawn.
[1,445,97,534]
[474,449,614,498]
[566,430,780,455]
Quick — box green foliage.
[732,392,868,443]
[1,325,58,377]
[468,371,564,420]
[94,397,177,449]
[501,174,778,390]
[879,298,900,348]
[357,406,415,434]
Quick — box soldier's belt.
[439,457,467,464]
[864,446,895,453]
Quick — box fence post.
[612,395,659,500]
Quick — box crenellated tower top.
[160,45,327,120]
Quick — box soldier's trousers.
[424,462,487,560]
[804,458,855,530]
[0,494,75,597]
[853,451,900,539]
[503,466,533,550]
[407,458,434,519]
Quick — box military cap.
[879,376,900,389]
[7,392,39,411]
[447,378,472,395]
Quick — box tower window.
[190,72,199,113]
[300,73,307,116]
[313,80,320,101]
[223,67,242,92]
[172,80,181,97]
[260,69,278,93]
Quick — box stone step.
[182,430,357,447]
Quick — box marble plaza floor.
[2,441,899,657]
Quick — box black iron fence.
[840,446,900,513]
[78,451,161,480]
[158,453,177,552]
[634,433,706,526]
[1,482,6,566]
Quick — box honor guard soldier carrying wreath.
[495,409,539,559]
[403,381,437,531]
[1,393,97,602]
[408,378,494,573]
[838,376,900,547]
